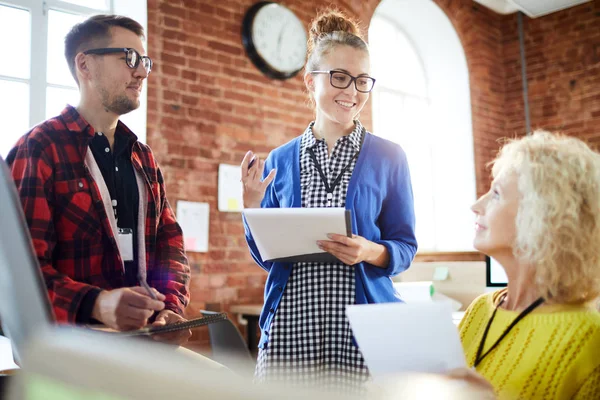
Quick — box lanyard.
[95,132,120,223]
[473,293,544,368]
[306,130,364,207]
[110,158,119,223]
[111,198,118,222]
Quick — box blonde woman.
[460,131,600,399]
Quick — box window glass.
[46,86,79,119]
[59,0,108,9]
[371,11,476,251]
[0,5,31,79]
[47,10,86,86]
[374,90,435,250]
[370,16,426,97]
[0,80,29,157]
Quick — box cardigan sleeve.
[243,152,279,272]
[369,146,417,277]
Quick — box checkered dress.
[255,121,369,392]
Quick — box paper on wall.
[177,201,209,253]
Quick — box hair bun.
[308,9,362,50]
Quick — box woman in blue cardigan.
[240,9,417,391]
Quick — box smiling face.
[471,168,520,260]
[305,45,370,132]
[83,26,148,116]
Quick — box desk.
[230,304,262,357]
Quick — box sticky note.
[433,266,449,281]
[227,198,240,211]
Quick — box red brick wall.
[503,1,600,149]
[145,0,600,350]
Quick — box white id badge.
[118,228,134,261]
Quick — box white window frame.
[0,0,147,143]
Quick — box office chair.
[200,310,255,377]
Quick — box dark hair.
[64,14,145,85]
[305,8,368,74]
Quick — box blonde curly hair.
[492,131,600,304]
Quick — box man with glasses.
[6,15,191,345]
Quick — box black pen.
[248,156,256,170]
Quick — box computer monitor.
[486,256,508,287]
[0,157,54,365]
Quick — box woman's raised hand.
[241,151,276,208]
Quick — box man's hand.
[151,309,192,346]
[92,287,165,331]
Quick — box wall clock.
[241,2,307,80]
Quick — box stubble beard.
[101,88,139,115]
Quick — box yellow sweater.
[459,290,600,400]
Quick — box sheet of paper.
[0,335,18,371]
[218,164,243,212]
[243,207,348,261]
[346,302,466,380]
[433,292,463,312]
[176,201,209,253]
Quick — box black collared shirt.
[89,129,140,286]
[76,128,140,323]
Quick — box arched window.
[370,1,476,252]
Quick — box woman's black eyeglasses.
[83,48,153,74]
[310,70,376,93]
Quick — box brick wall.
[146,0,600,350]
[503,1,600,148]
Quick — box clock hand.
[276,22,287,59]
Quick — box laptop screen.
[0,157,54,364]
[486,256,508,287]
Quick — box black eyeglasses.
[83,47,153,74]
[310,70,376,93]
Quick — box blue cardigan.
[243,131,418,348]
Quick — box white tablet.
[243,207,351,263]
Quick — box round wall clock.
[241,2,307,80]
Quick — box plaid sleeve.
[148,166,190,315]
[7,135,100,323]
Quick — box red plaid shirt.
[6,106,190,323]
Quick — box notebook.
[116,313,228,337]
